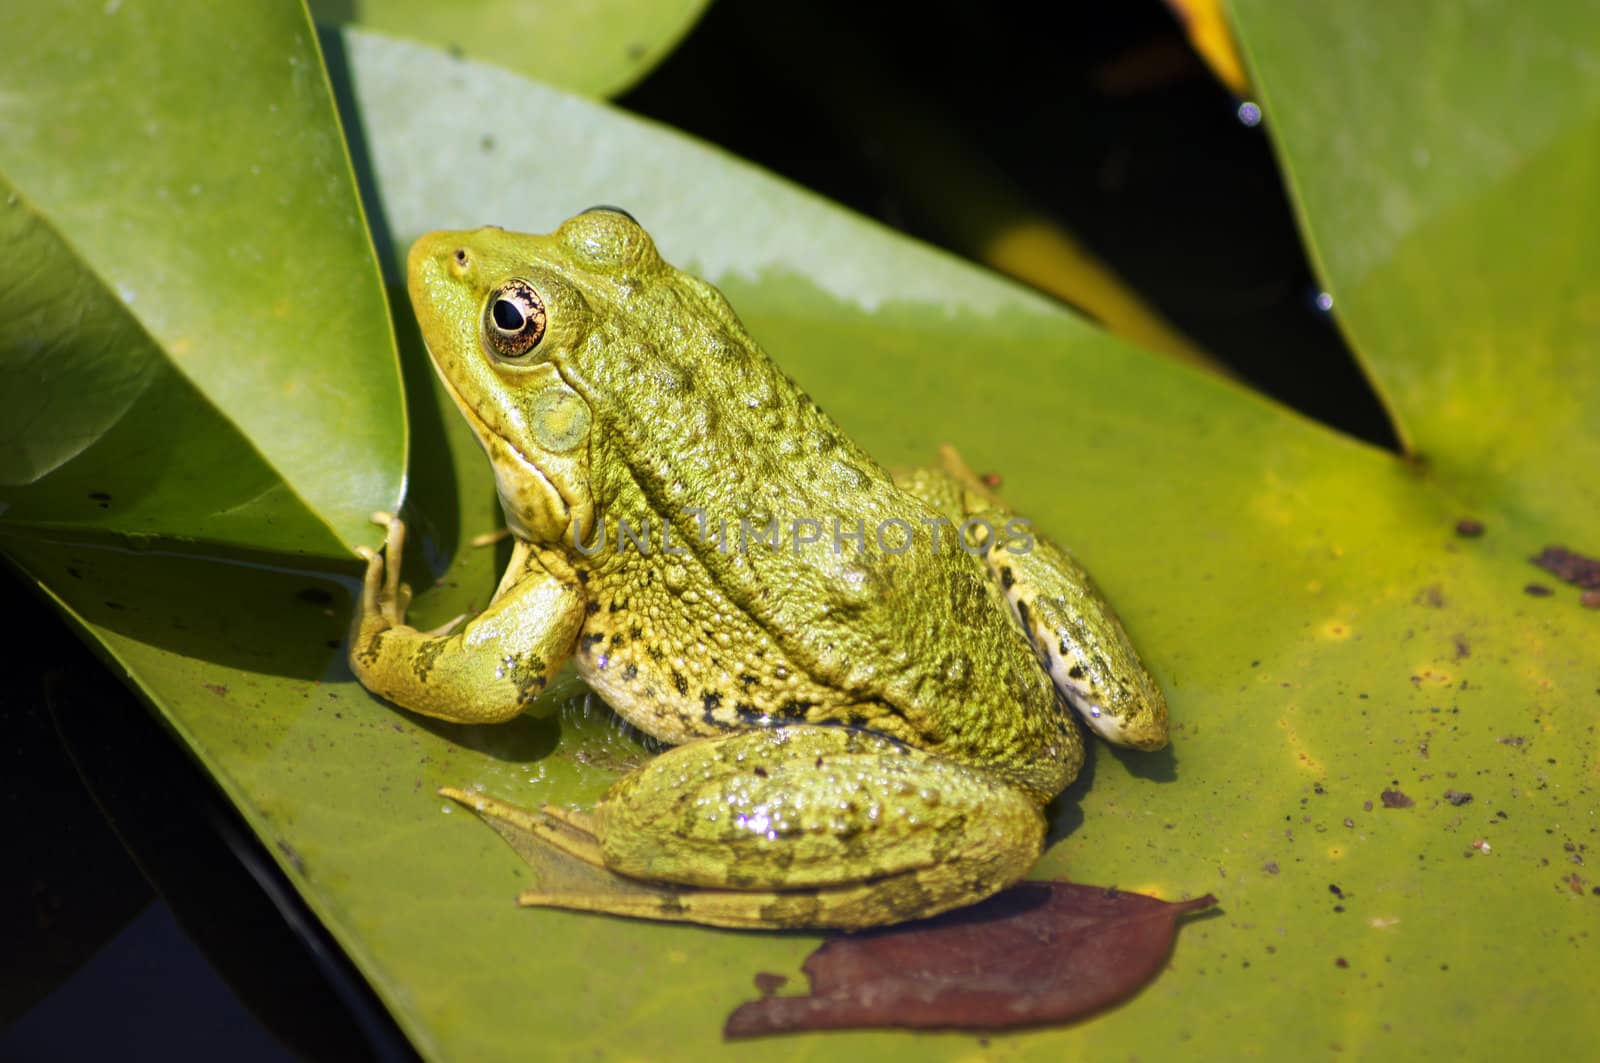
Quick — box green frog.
[350,208,1168,929]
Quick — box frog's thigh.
[588,727,1045,928]
[350,538,584,724]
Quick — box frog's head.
[407,208,676,545]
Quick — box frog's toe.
[469,527,513,549]
[423,611,466,637]
[357,545,386,607]
[377,520,408,603]
[353,516,413,626]
[394,581,414,620]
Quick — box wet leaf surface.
[724,883,1216,1038]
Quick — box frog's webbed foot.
[444,727,1046,930]
[440,788,716,922]
[440,787,608,866]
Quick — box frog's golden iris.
[483,278,546,358]
[350,210,1169,929]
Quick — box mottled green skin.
[351,210,1169,928]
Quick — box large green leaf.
[1230,0,1600,529]
[0,1,401,556]
[307,0,713,98]
[7,11,1598,1061]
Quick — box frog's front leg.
[349,514,585,724]
[449,726,1045,930]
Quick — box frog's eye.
[483,279,547,359]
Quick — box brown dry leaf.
[724,882,1216,1039]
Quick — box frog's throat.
[424,344,592,543]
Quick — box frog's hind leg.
[897,447,1170,751]
[449,726,1046,930]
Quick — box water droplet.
[1237,101,1263,127]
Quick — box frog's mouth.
[423,342,591,544]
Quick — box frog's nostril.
[454,248,470,267]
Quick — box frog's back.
[562,272,1077,799]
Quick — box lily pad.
[307,0,712,98]
[3,7,1598,1061]
[1230,0,1600,528]
[0,2,402,556]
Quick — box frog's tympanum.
[351,209,1169,929]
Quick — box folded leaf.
[0,0,403,556]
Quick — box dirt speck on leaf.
[1524,583,1554,597]
[1443,790,1474,806]
[1415,584,1446,608]
[1381,789,1415,809]
[276,840,307,875]
[1454,518,1485,538]
[1531,545,1600,588]
[724,883,1216,1038]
